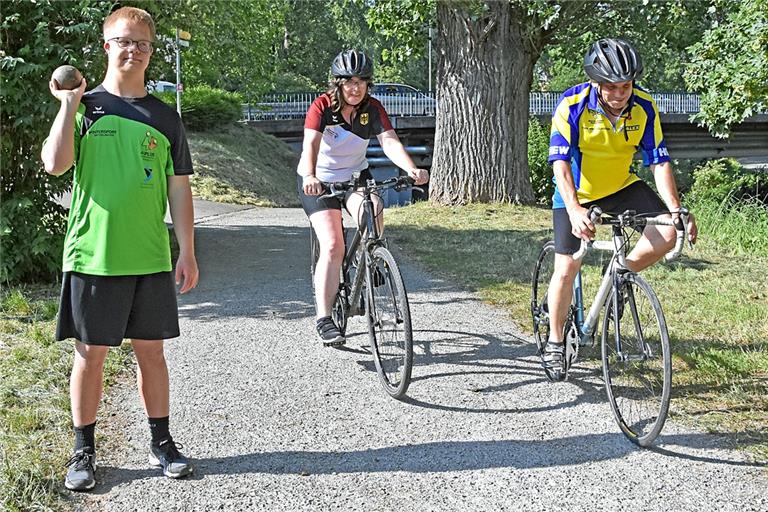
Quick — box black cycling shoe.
[316,316,345,346]
[541,341,567,382]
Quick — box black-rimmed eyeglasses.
[108,37,153,53]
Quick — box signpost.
[174,29,191,116]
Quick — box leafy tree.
[686,0,768,136]
[177,0,282,99]
[369,0,595,204]
[1,0,114,283]
[536,1,713,93]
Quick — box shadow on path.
[90,431,764,493]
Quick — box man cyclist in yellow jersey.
[542,38,697,381]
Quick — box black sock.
[148,416,170,445]
[74,422,96,453]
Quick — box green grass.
[0,285,133,512]
[188,123,299,207]
[385,201,768,460]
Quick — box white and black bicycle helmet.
[331,50,373,79]
[584,38,643,83]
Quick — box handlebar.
[318,174,416,201]
[572,206,691,262]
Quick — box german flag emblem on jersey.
[360,113,369,125]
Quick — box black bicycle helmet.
[331,50,373,79]
[584,38,643,83]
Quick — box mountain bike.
[531,206,691,446]
[309,173,415,399]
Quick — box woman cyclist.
[297,49,429,346]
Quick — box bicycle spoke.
[531,242,556,354]
[367,246,413,398]
[602,274,671,446]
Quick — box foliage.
[155,85,242,131]
[691,195,768,255]
[686,0,768,136]
[536,1,713,92]
[527,117,553,204]
[1,0,114,284]
[272,0,432,92]
[687,158,765,205]
[173,0,282,100]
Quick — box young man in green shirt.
[41,6,199,491]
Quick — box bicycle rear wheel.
[601,273,671,447]
[366,246,413,398]
[531,241,556,354]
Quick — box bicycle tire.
[332,286,348,335]
[309,225,320,279]
[365,246,413,398]
[601,273,671,447]
[531,241,556,354]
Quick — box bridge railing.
[242,91,702,121]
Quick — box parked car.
[147,80,176,93]
[371,83,436,116]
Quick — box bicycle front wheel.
[531,241,556,354]
[601,273,671,447]
[366,246,413,399]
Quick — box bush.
[1,1,113,284]
[155,85,243,131]
[688,158,765,205]
[528,117,554,204]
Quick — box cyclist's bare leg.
[626,221,676,272]
[309,209,345,318]
[345,189,384,234]
[547,253,582,343]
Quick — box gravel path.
[77,206,766,511]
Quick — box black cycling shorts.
[56,271,180,346]
[553,180,667,255]
[297,169,373,217]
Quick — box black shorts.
[553,181,667,255]
[297,169,373,217]
[56,271,180,346]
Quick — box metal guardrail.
[243,91,702,121]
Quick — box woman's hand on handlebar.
[568,205,596,241]
[407,168,429,186]
[302,175,323,196]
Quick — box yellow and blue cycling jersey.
[548,82,670,209]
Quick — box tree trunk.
[430,1,538,205]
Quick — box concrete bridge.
[246,113,768,161]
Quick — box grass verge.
[0,285,132,511]
[385,201,767,460]
[188,123,299,207]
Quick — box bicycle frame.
[572,225,629,346]
[340,180,384,317]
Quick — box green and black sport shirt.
[62,84,193,276]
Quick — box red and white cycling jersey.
[304,93,393,183]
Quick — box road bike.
[531,206,691,446]
[310,173,415,399]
